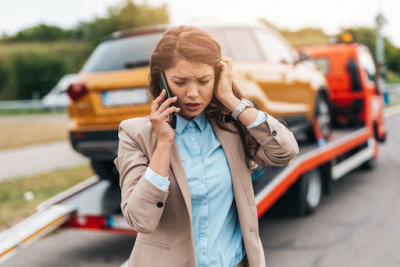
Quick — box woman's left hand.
[215,56,240,111]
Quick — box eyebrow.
[172,75,212,79]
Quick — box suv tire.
[91,160,119,182]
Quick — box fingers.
[151,89,178,115]
[160,106,180,120]
[151,89,167,114]
[150,105,180,125]
[156,95,178,116]
[218,56,233,77]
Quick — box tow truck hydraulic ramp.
[0,205,75,262]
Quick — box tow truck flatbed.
[0,122,377,264]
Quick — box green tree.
[13,53,65,99]
[385,40,400,73]
[71,0,169,44]
[0,60,9,92]
[337,27,376,57]
[337,27,400,74]
[10,24,69,42]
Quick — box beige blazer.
[114,114,299,267]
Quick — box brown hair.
[149,25,259,170]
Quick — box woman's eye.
[174,81,185,86]
[199,80,210,85]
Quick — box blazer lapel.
[169,140,192,223]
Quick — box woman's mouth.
[185,103,201,111]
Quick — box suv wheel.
[308,92,332,142]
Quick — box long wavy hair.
[149,25,259,170]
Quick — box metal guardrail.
[0,100,66,112]
[384,83,400,91]
[385,83,400,106]
[0,100,44,110]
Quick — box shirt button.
[200,249,205,254]
[199,178,203,182]
[201,224,205,229]
[192,137,195,141]
[189,122,192,126]
[201,200,205,205]
[272,130,277,136]
[157,202,164,208]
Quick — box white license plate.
[103,88,149,107]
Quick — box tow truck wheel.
[297,169,322,215]
[90,160,119,183]
[361,156,376,170]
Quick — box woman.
[114,25,299,267]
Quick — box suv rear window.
[82,32,163,72]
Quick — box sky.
[0,0,399,46]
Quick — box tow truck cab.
[299,43,387,142]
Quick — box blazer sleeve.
[247,114,299,167]
[114,120,169,234]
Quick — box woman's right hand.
[149,89,180,144]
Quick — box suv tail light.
[67,82,89,101]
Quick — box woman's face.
[164,59,215,121]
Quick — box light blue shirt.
[145,111,267,267]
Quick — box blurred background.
[1,0,400,266]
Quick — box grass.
[0,164,94,231]
[386,70,400,84]
[281,30,330,48]
[0,113,69,150]
[0,123,68,149]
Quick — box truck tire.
[90,160,119,183]
[361,156,376,170]
[270,169,323,216]
[374,122,387,143]
[297,169,323,216]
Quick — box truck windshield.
[82,32,163,72]
[357,47,376,82]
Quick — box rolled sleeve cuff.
[246,111,268,129]
[144,167,170,191]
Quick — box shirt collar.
[175,112,208,135]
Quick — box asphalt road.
[2,114,400,267]
[0,113,88,181]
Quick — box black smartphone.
[159,71,177,129]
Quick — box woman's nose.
[186,83,200,98]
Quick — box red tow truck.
[299,42,387,142]
[0,43,387,264]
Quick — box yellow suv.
[67,24,330,181]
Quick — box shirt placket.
[187,123,209,266]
